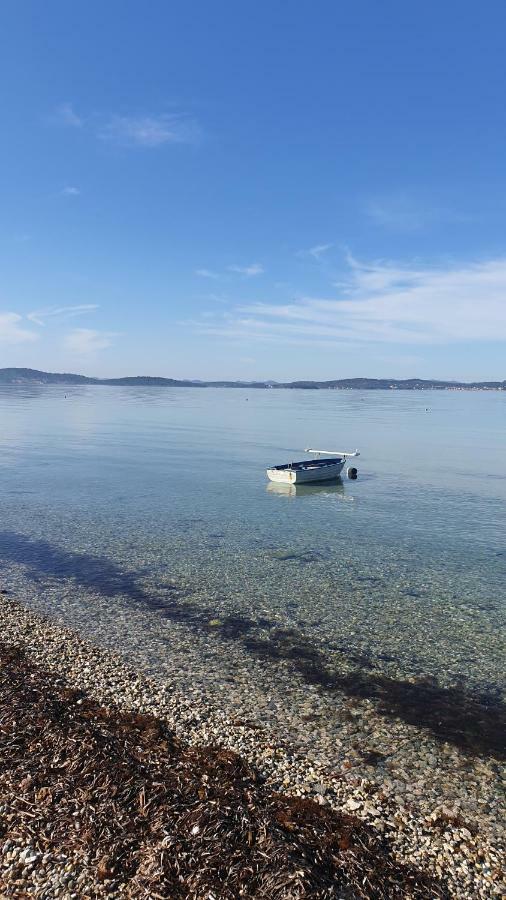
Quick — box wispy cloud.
[99,114,199,148]
[195,254,506,347]
[51,104,200,150]
[61,186,80,197]
[364,194,472,232]
[308,243,332,260]
[365,199,424,231]
[54,102,83,128]
[195,268,221,280]
[0,313,38,344]
[64,328,116,355]
[227,263,264,277]
[27,305,98,326]
[204,293,228,304]
[196,264,264,280]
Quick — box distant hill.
[0,368,95,384]
[0,368,504,390]
[281,377,506,390]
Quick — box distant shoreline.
[1,368,505,391]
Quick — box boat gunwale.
[268,457,343,473]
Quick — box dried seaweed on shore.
[0,643,448,898]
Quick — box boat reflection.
[266,478,348,499]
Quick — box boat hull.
[266,458,345,484]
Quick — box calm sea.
[0,385,504,711]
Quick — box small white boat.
[266,448,360,484]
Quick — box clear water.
[0,385,504,727]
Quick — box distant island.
[0,368,504,390]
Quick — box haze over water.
[0,385,504,721]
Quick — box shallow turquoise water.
[0,385,504,707]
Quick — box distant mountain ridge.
[0,368,504,390]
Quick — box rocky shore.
[0,596,504,898]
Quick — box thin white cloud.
[195,268,221,279]
[365,200,423,231]
[364,195,472,232]
[99,114,199,148]
[54,102,83,128]
[0,313,38,344]
[27,305,99,326]
[51,105,200,150]
[204,294,229,303]
[64,328,116,355]
[308,243,332,259]
[61,186,80,197]
[196,264,264,279]
[196,255,506,347]
[227,263,264,277]
[191,317,362,350]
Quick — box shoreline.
[0,596,504,897]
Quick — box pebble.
[0,596,504,899]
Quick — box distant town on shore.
[0,368,504,391]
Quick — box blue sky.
[1,0,506,380]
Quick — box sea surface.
[0,385,505,736]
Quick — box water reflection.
[266,479,349,499]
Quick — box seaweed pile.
[0,643,447,898]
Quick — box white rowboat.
[266,448,360,484]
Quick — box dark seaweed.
[0,642,448,898]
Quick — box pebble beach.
[0,595,504,898]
